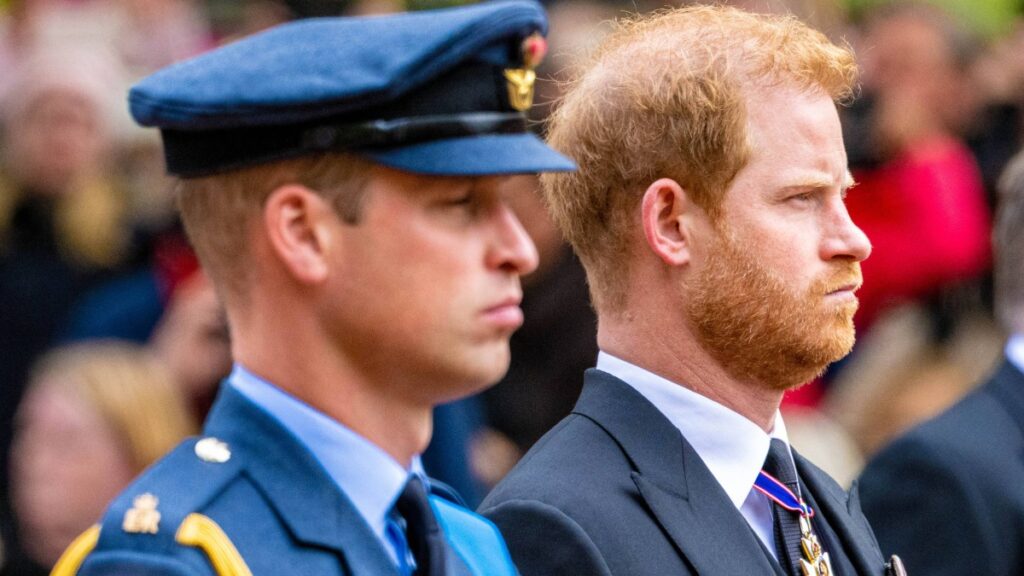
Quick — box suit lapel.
[573,369,781,576]
[795,452,883,576]
[204,384,400,576]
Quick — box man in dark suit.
[49,2,575,575]
[480,6,900,575]
[858,151,1024,575]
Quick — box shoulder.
[478,414,645,576]
[865,381,1019,483]
[857,383,1024,573]
[55,437,250,576]
[478,497,613,576]
[482,412,633,511]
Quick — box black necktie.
[395,476,447,576]
[762,439,806,576]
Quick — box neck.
[230,304,432,468]
[598,309,782,432]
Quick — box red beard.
[686,227,861,390]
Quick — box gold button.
[195,437,231,463]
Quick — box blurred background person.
[857,147,1024,576]
[5,341,196,575]
[0,45,134,554]
[842,2,991,333]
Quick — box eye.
[446,194,473,207]
[788,191,814,203]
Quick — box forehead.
[726,83,848,200]
[365,165,511,197]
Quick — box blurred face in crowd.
[10,380,135,567]
[319,166,539,404]
[6,88,107,195]
[685,84,871,390]
[860,9,970,146]
[151,272,231,405]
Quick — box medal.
[754,471,834,576]
[798,514,834,576]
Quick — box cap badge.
[504,32,547,112]
[123,493,161,534]
[195,437,232,463]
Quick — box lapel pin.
[123,493,161,534]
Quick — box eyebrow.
[780,171,857,192]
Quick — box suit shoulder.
[875,383,1017,470]
[67,436,246,576]
[479,497,613,576]
[482,413,632,507]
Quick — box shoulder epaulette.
[52,436,253,576]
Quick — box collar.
[228,364,423,547]
[1006,334,1024,374]
[596,351,788,508]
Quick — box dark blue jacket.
[860,358,1024,575]
[481,369,888,576]
[54,384,516,576]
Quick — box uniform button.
[195,437,231,463]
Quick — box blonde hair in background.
[540,5,858,315]
[0,175,127,268]
[176,152,373,303]
[995,150,1024,335]
[31,341,197,473]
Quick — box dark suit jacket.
[480,369,886,575]
[64,384,514,576]
[859,358,1024,575]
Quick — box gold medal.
[797,513,834,576]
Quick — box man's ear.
[263,184,333,285]
[641,178,701,266]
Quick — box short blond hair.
[31,341,197,473]
[177,153,372,302]
[541,5,857,314]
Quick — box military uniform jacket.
[860,358,1024,575]
[480,369,887,575]
[54,384,517,576]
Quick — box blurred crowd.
[0,0,1021,573]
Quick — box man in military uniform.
[51,2,573,574]
[480,6,903,576]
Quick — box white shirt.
[229,364,422,565]
[1006,334,1024,374]
[597,351,796,557]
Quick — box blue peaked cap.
[129,0,576,177]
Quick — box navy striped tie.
[395,476,447,576]
[762,439,805,576]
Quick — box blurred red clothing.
[848,136,991,330]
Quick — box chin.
[434,356,510,403]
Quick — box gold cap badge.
[504,32,547,112]
[123,493,161,534]
[195,437,231,463]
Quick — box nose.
[822,198,872,263]
[488,203,540,276]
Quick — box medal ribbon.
[753,471,815,517]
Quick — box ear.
[640,178,699,266]
[262,184,333,285]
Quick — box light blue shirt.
[229,364,423,566]
[597,351,792,557]
[1006,334,1024,374]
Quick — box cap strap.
[301,112,528,150]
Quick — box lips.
[827,282,861,296]
[483,295,524,329]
